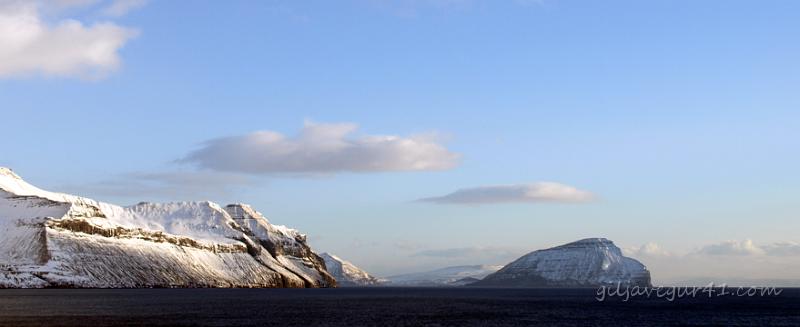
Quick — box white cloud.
[418,182,593,205]
[696,239,766,256]
[695,240,800,257]
[624,242,671,257]
[628,240,800,259]
[762,242,800,256]
[45,0,102,9]
[0,0,138,78]
[180,121,460,175]
[611,240,800,285]
[101,0,147,17]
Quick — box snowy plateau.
[0,167,335,288]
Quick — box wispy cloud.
[696,239,800,257]
[0,0,141,79]
[625,240,800,284]
[64,170,255,202]
[418,183,593,205]
[762,242,800,256]
[179,121,460,175]
[696,239,766,256]
[101,0,148,17]
[626,240,800,258]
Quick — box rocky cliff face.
[319,253,384,287]
[473,238,651,287]
[0,167,335,288]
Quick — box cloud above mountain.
[180,121,460,175]
[418,183,594,205]
[0,0,141,78]
[623,242,672,257]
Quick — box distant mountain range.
[384,265,503,287]
[328,238,651,288]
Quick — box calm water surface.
[1,288,799,326]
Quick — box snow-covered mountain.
[473,238,651,287]
[0,167,335,288]
[385,265,503,287]
[319,253,384,286]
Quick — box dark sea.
[1,288,798,327]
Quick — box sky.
[1,0,799,283]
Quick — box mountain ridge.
[0,167,335,288]
[385,264,503,287]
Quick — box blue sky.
[1,0,799,281]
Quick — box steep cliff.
[0,167,335,288]
[320,253,384,286]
